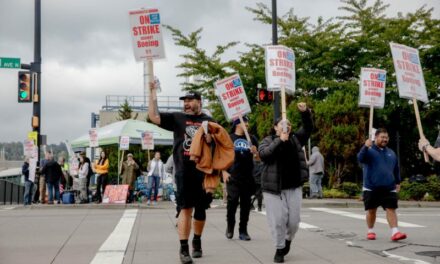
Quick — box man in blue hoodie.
[357,128,407,241]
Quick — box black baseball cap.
[179,91,202,100]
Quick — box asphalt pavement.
[0,199,439,264]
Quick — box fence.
[0,180,24,205]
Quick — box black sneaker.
[180,246,193,264]
[282,240,291,256]
[225,224,234,239]
[239,232,251,241]
[274,249,284,263]
[192,239,203,258]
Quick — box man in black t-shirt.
[149,86,213,264]
[223,116,258,242]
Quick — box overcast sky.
[0,0,438,144]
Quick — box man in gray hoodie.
[307,146,324,199]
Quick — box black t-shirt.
[229,133,258,182]
[159,112,213,174]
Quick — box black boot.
[192,238,203,258]
[282,240,291,256]
[239,227,251,241]
[179,244,193,264]
[226,223,234,239]
[274,249,284,263]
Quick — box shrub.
[340,182,361,197]
[427,175,440,200]
[323,188,349,198]
[400,178,429,200]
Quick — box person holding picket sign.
[358,128,407,242]
[259,102,313,263]
[148,85,215,264]
[223,116,258,241]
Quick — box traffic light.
[257,89,273,103]
[18,71,32,103]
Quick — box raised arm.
[148,82,161,125]
[293,103,313,146]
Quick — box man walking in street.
[307,146,324,199]
[148,84,214,264]
[357,128,407,241]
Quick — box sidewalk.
[4,198,439,210]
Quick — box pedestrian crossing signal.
[18,71,32,103]
[258,89,273,103]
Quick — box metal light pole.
[272,0,281,121]
[31,0,42,163]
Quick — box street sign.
[0,57,21,68]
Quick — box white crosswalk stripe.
[90,209,138,264]
[310,207,424,228]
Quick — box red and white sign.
[359,68,386,108]
[28,158,37,183]
[23,139,35,158]
[390,43,428,103]
[89,128,98,147]
[265,45,296,94]
[69,157,79,176]
[129,8,165,61]
[119,136,130,150]
[215,74,251,121]
[102,185,129,204]
[141,131,154,150]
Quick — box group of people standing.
[23,150,110,205]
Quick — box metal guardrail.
[103,95,183,111]
[0,180,24,205]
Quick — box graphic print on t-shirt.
[234,138,250,154]
[183,121,202,156]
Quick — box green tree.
[118,99,138,121]
[166,0,440,183]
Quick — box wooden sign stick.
[413,97,429,162]
[369,104,374,140]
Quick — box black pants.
[226,181,253,232]
[95,174,108,202]
[251,183,263,209]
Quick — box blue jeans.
[146,175,160,201]
[24,181,34,205]
[309,173,323,198]
[46,180,60,203]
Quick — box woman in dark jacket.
[258,102,313,263]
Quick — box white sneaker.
[153,201,157,206]
[147,200,151,206]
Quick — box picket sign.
[265,45,295,95]
[390,43,429,162]
[215,74,252,145]
[358,67,387,139]
[129,8,165,61]
[89,128,98,147]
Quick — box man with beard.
[357,128,407,242]
[148,85,214,264]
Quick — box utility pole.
[272,0,281,121]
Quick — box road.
[0,200,439,264]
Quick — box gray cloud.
[0,0,438,144]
